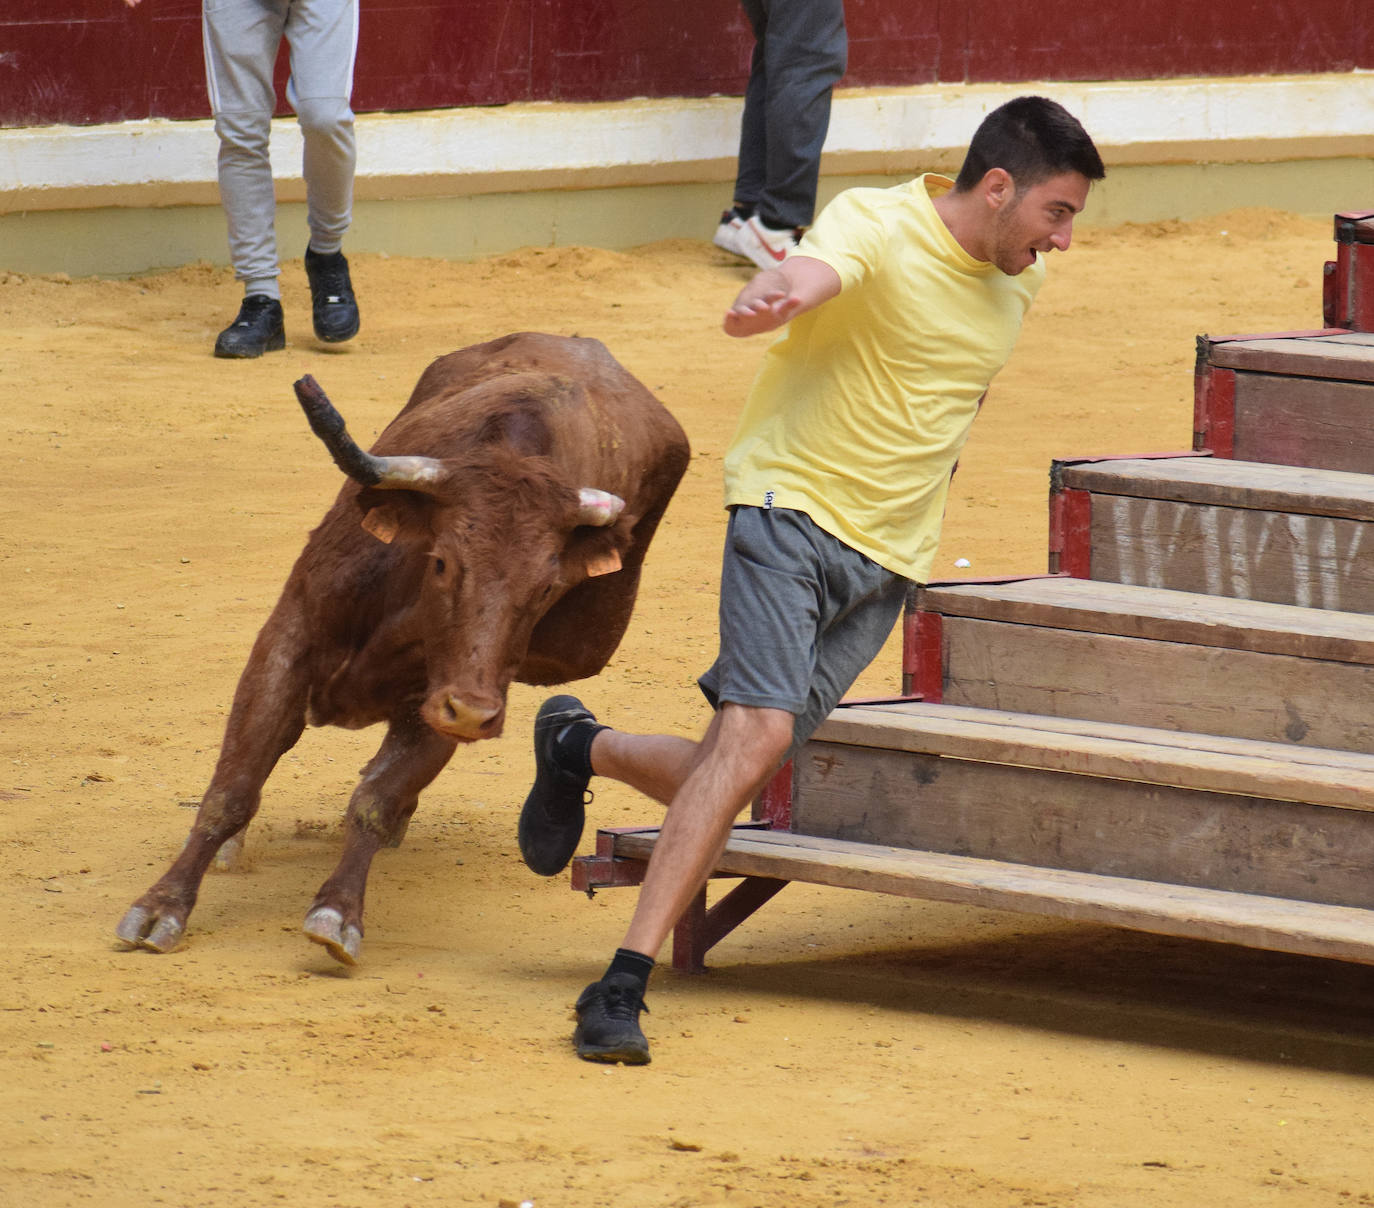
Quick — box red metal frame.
[670,876,789,973]
[903,607,944,701]
[755,762,793,830]
[1048,486,1092,578]
[1323,212,1374,332]
[1194,359,1237,457]
[569,826,655,896]
[570,822,784,972]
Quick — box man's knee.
[715,704,795,780]
[294,96,354,141]
[214,110,272,156]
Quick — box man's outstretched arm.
[723,255,842,338]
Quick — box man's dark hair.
[953,96,1106,193]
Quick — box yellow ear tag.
[584,548,623,578]
[361,507,399,544]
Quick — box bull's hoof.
[303,906,361,966]
[115,905,185,954]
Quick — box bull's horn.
[293,375,446,491]
[577,488,625,526]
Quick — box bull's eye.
[434,558,446,576]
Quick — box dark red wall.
[2,0,1370,129]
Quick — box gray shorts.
[698,506,907,760]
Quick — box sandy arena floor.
[5,208,1374,1207]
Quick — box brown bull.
[116,332,690,964]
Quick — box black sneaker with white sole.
[304,247,360,343]
[213,294,285,359]
[517,695,603,876]
[573,972,650,1064]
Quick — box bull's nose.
[427,694,503,740]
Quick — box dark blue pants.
[734,0,848,230]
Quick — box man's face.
[987,170,1092,276]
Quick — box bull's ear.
[564,524,627,579]
[356,487,428,545]
[361,504,402,544]
[583,547,623,578]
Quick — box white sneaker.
[736,214,802,271]
[712,208,749,258]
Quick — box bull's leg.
[116,623,310,954]
[302,710,457,965]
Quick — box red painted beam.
[902,607,943,702]
[1194,341,1237,458]
[1047,485,1093,579]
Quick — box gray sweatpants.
[203,0,359,298]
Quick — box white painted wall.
[4,74,1372,215]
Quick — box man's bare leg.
[571,703,793,1063]
[616,703,793,958]
[588,728,700,807]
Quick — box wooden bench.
[906,576,1374,752]
[573,702,1374,970]
[1194,329,1374,471]
[1048,454,1374,611]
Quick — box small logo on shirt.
[763,490,775,510]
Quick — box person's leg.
[203,0,287,300]
[731,0,769,216]
[570,702,792,1064]
[570,510,906,1063]
[284,0,361,342]
[755,0,847,230]
[587,728,698,806]
[283,0,358,256]
[713,0,766,258]
[619,702,793,957]
[517,695,700,877]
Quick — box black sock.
[552,719,608,778]
[605,947,655,991]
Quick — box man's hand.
[723,255,842,338]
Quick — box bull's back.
[384,332,688,504]
[400,332,648,422]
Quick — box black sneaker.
[517,695,601,876]
[303,247,360,343]
[573,973,650,1064]
[213,294,285,358]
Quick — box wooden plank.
[607,828,1374,965]
[789,738,1374,908]
[1085,495,1374,612]
[918,578,1374,665]
[824,701,1374,770]
[1060,457,1374,521]
[811,703,1374,810]
[1207,335,1374,381]
[940,616,1374,753]
[1232,372,1374,472]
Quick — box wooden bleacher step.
[792,700,1374,911]
[1050,455,1374,611]
[1195,329,1374,471]
[908,576,1374,751]
[603,825,1374,966]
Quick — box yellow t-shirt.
[722,173,1045,581]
